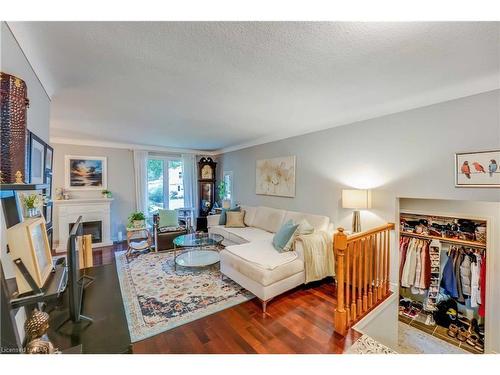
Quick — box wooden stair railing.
[333,223,395,336]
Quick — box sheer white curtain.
[133,150,149,215]
[182,153,198,217]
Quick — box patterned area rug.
[115,249,253,342]
[346,335,397,354]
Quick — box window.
[223,171,233,204]
[147,158,184,217]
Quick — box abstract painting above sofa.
[256,156,296,197]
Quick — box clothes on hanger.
[399,236,410,281]
[441,247,458,298]
[460,254,472,296]
[455,250,465,303]
[400,236,486,316]
[439,246,485,312]
[479,253,486,317]
[399,237,430,293]
[470,253,481,308]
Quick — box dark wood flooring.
[69,243,361,353]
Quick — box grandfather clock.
[198,156,217,220]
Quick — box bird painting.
[472,162,486,173]
[489,159,498,177]
[461,161,471,179]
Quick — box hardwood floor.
[71,243,361,353]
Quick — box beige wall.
[51,143,136,242]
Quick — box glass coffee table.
[173,232,224,270]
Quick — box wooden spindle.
[346,242,351,326]
[373,233,380,303]
[368,235,373,308]
[351,240,357,321]
[333,228,348,336]
[362,238,368,312]
[357,239,363,315]
[385,229,390,295]
[378,230,384,300]
[381,230,387,298]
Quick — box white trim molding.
[50,136,218,156]
[214,85,500,155]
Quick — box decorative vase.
[26,207,39,218]
[133,220,144,228]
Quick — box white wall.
[353,293,399,350]
[400,198,500,353]
[1,22,51,279]
[51,143,136,242]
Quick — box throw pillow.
[296,219,315,235]
[219,206,241,225]
[225,210,246,228]
[158,209,178,228]
[273,219,299,252]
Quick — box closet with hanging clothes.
[398,210,487,354]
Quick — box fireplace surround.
[54,198,113,252]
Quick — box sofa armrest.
[207,214,221,227]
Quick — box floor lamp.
[342,189,371,233]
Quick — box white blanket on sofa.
[297,231,335,283]
[224,240,298,270]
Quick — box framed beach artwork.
[256,156,296,197]
[65,155,107,190]
[455,150,500,188]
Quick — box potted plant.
[216,181,231,209]
[128,211,146,228]
[101,189,112,198]
[21,193,43,218]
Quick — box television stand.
[55,273,95,333]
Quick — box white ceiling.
[8,22,500,152]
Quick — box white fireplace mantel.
[54,198,114,252]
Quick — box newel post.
[334,227,348,336]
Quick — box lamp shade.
[342,189,371,209]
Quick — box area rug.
[115,249,254,342]
[346,335,397,354]
[397,321,466,354]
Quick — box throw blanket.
[297,231,335,283]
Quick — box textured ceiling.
[8,22,500,151]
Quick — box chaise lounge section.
[208,205,334,312]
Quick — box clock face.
[201,165,213,179]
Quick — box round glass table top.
[175,250,220,267]
[173,232,224,247]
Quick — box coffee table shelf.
[173,232,224,270]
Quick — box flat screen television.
[67,216,84,322]
[6,217,53,294]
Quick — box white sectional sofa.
[207,205,333,312]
